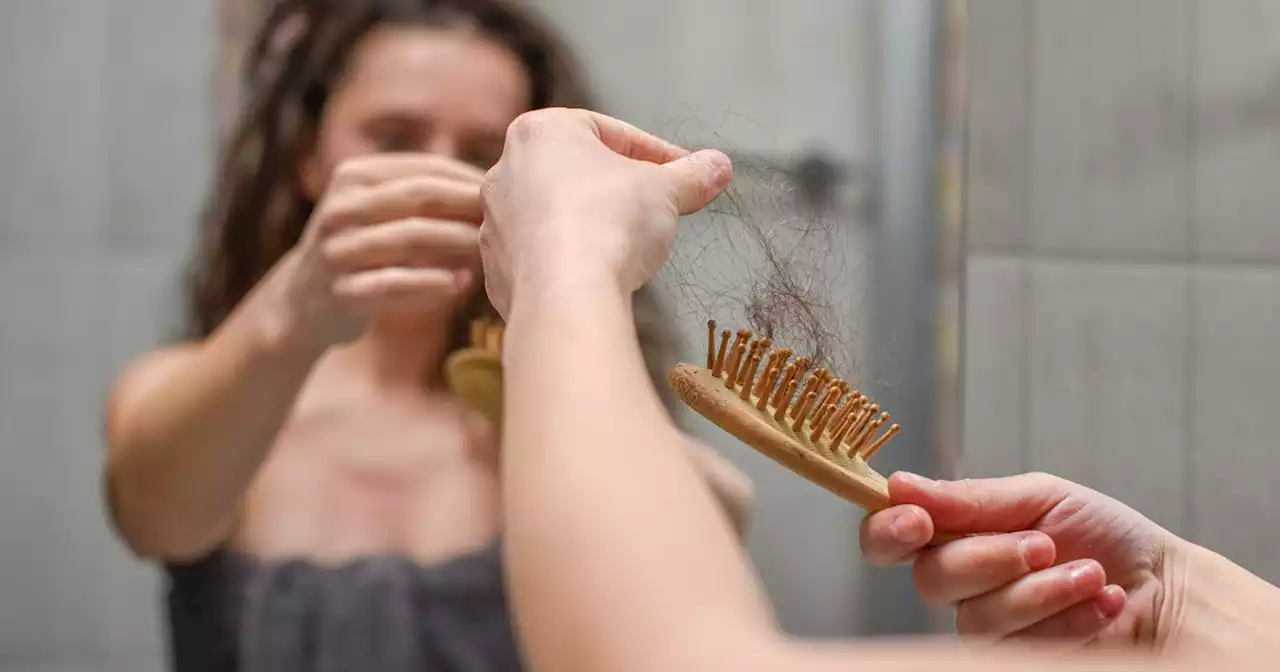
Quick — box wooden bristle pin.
[733,339,755,386]
[771,363,800,407]
[749,340,774,387]
[843,405,881,456]
[755,350,784,399]
[813,404,834,430]
[773,379,798,422]
[813,386,842,426]
[791,370,826,420]
[487,324,502,352]
[714,330,731,377]
[829,408,859,448]
[739,348,764,401]
[809,403,838,442]
[756,368,777,411]
[724,333,749,390]
[827,393,859,432]
[736,339,763,387]
[861,424,901,461]
[790,391,818,432]
[851,412,890,456]
[706,320,717,369]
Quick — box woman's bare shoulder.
[104,343,203,443]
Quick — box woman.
[103,2,750,670]
[477,107,1280,671]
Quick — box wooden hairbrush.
[443,318,505,426]
[669,320,955,543]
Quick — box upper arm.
[104,344,202,453]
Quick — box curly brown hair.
[188,0,679,402]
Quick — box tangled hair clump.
[661,144,855,374]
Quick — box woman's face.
[302,24,532,198]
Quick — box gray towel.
[165,543,522,672]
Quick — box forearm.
[501,268,776,672]
[684,440,754,536]
[107,279,324,560]
[766,637,1239,672]
[1161,539,1280,653]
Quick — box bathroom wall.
[0,0,211,669]
[964,0,1280,582]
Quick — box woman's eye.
[368,124,418,152]
[461,146,503,170]
[372,132,413,152]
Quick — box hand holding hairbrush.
[668,320,963,546]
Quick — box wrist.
[1160,538,1280,653]
[511,260,629,315]
[247,253,333,365]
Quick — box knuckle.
[911,553,948,604]
[954,602,994,636]
[332,158,370,185]
[507,109,553,141]
[1020,579,1059,611]
[317,237,345,267]
[478,177,497,208]
[319,194,361,221]
[1022,471,1064,492]
[403,179,441,211]
[477,225,497,254]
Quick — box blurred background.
[0,0,1277,671]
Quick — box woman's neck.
[336,312,453,390]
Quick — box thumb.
[661,149,733,215]
[887,472,1072,534]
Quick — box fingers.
[332,153,486,188]
[573,110,690,165]
[1006,585,1127,643]
[509,108,694,164]
[887,471,1070,535]
[321,175,483,233]
[860,505,934,566]
[914,531,1056,605]
[332,267,472,304]
[322,218,480,271]
[662,149,734,214]
[955,558,1109,637]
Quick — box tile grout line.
[1181,0,1198,544]
[968,251,1280,274]
[1019,0,1037,475]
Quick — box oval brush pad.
[443,318,505,427]
[669,320,905,513]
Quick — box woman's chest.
[233,396,502,563]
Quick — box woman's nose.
[426,135,460,161]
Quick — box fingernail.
[898,472,939,489]
[888,512,922,544]
[1067,560,1098,583]
[454,268,473,291]
[1096,585,1126,618]
[1017,533,1054,570]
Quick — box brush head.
[444,318,505,427]
[669,320,902,513]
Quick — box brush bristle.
[469,318,505,355]
[705,320,899,460]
